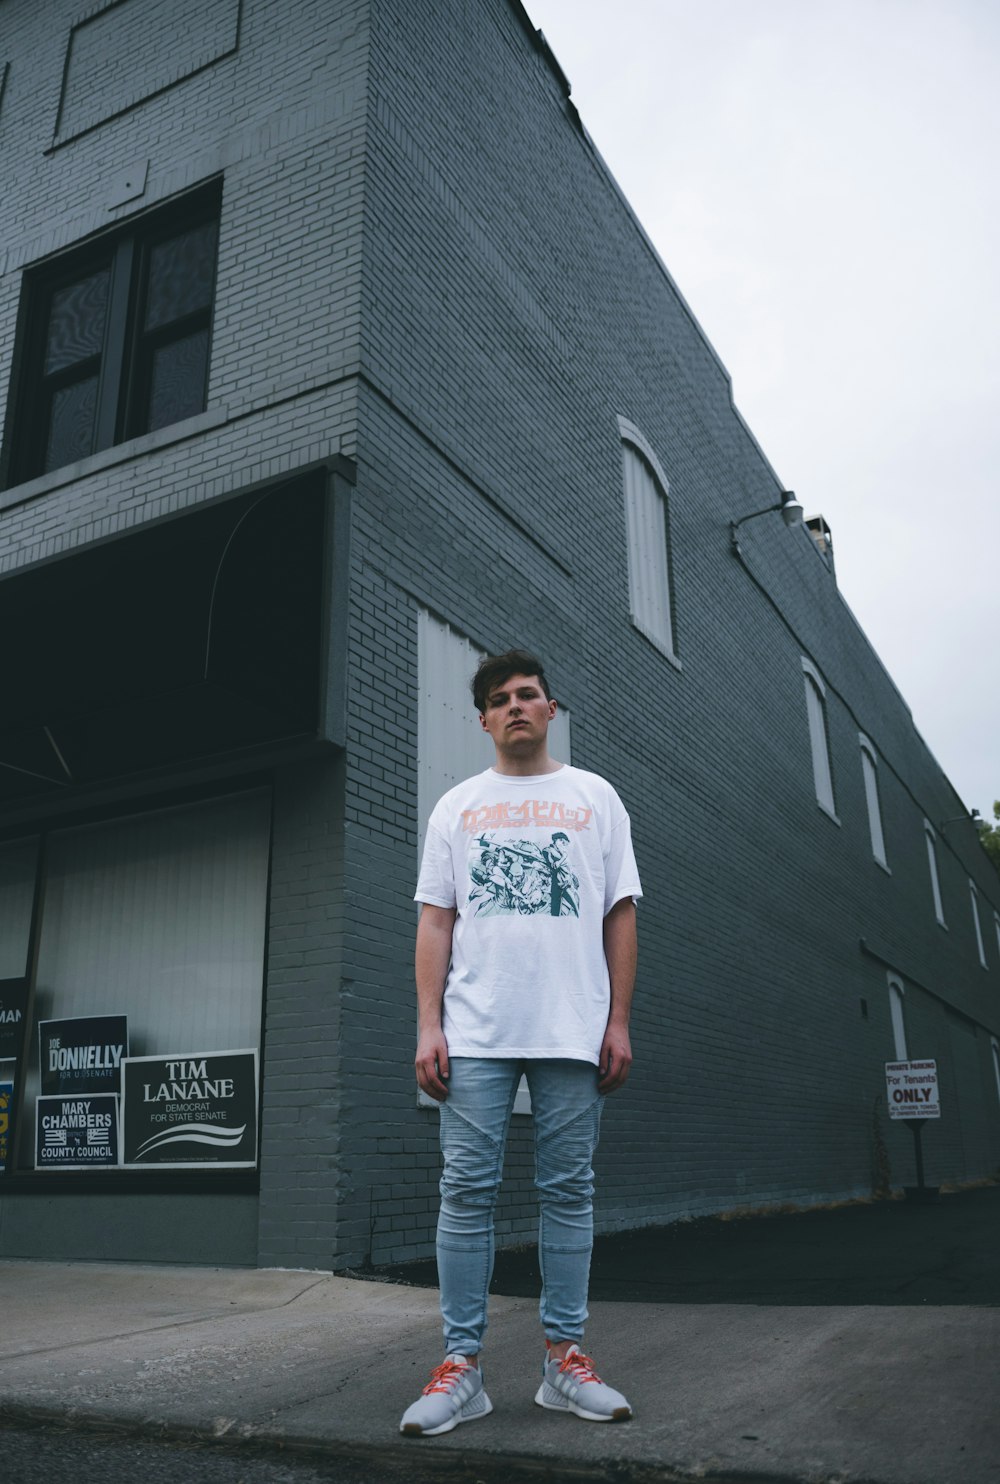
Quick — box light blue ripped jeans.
[436,1057,603,1357]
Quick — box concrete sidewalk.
[0,1246,997,1484]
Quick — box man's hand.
[414,904,456,1101]
[415,1026,451,1101]
[600,897,636,1093]
[597,1021,632,1093]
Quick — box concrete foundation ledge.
[0,1403,805,1484]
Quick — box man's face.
[479,673,556,755]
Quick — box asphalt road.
[374,1183,1000,1307]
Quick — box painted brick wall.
[327,0,1000,1265]
[0,0,373,1267]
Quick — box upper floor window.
[617,418,678,666]
[858,734,888,868]
[923,821,946,927]
[801,659,837,820]
[969,880,988,968]
[888,976,907,1060]
[2,184,220,486]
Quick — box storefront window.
[5,791,269,1175]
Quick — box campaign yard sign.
[0,979,29,1061]
[0,1081,12,1172]
[35,1094,119,1169]
[885,1060,940,1120]
[121,1050,258,1168]
[39,1015,128,1096]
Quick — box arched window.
[969,880,987,968]
[923,821,946,927]
[888,977,907,1061]
[801,659,837,820]
[617,418,678,666]
[858,734,888,868]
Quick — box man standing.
[400,649,641,1436]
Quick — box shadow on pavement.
[374,1183,1000,1307]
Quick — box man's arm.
[414,903,457,1101]
[598,897,637,1093]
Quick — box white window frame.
[858,734,889,869]
[888,976,908,1061]
[923,821,946,927]
[801,658,838,822]
[618,417,680,669]
[969,880,988,968]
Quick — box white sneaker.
[534,1342,633,1422]
[399,1353,494,1436]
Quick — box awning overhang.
[0,469,334,812]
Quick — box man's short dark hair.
[472,649,552,715]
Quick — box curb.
[0,1400,828,1484]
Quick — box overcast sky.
[526,0,999,821]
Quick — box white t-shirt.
[415,763,642,1064]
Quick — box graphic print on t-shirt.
[468,831,581,917]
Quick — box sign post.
[885,1060,940,1201]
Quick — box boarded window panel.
[17,792,269,1165]
[416,610,571,858]
[860,746,887,865]
[623,448,673,655]
[804,675,835,815]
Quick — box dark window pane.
[147,329,209,431]
[45,375,99,470]
[144,222,218,331]
[44,271,109,374]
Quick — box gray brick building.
[0,0,997,1269]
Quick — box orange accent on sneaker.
[558,1349,603,1385]
[423,1358,473,1395]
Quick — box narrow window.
[4,183,220,486]
[992,1039,1000,1106]
[924,822,946,926]
[618,418,677,664]
[994,913,1000,967]
[858,734,888,867]
[888,978,908,1061]
[802,659,837,819]
[969,881,987,968]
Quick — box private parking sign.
[885,1060,940,1120]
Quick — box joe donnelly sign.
[121,1050,258,1167]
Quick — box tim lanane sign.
[35,1093,119,1168]
[885,1060,940,1120]
[121,1050,258,1168]
[39,1015,129,1097]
